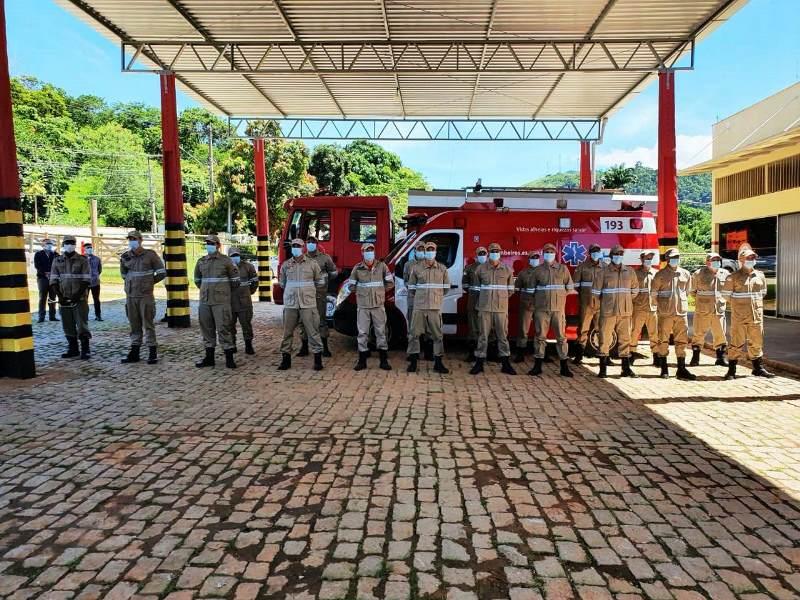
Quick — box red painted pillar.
[0,0,35,379]
[579,141,592,190]
[657,70,679,260]
[160,72,190,326]
[253,138,272,302]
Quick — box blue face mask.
[45,244,54,252]
[424,251,436,261]
[364,251,375,262]
[231,255,241,265]
[205,244,217,255]
[710,260,721,270]
[63,244,75,254]
[415,250,425,260]
[529,258,540,267]
[669,258,680,268]
[744,259,756,270]
[476,255,487,264]
[306,242,317,253]
[642,259,652,268]
[85,248,93,255]
[291,247,303,258]
[543,252,556,264]
[128,240,140,251]
[611,255,623,265]
[591,251,602,261]
[489,252,501,262]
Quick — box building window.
[768,153,800,194]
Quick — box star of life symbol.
[561,241,586,266]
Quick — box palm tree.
[601,164,635,190]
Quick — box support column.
[160,72,190,327]
[0,0,35,379]
[657,69,679,261]
[253,138,272,302]
[579,141,592,190]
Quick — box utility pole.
[90,196,98,240]
[146,156,157,233]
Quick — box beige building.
[683,82,800,318]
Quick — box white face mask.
[45,244,54,252]
[611,255,623,265]
[543,252,556,264]
[415,250,425,260]
[231,255,241,265]
[85,248,93,255]
[128,240,140,250]
[364,251,375,262]
[710,260,721,270]
[424,250,436,261]
[642,259,652,267]
[591,251,602,261]
[476,255,487,264]
[205,244,217,254]
[744,259,756,270]
[488,252,501,262]
[63,244,75,253]
[306,242,317,253]
[529,258,540,267]
[669,258,680,268]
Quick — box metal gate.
[778,212,800,317]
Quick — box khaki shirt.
[574,258,605,307]
[403,258,418,283]
[463,261,482,298]
[633,267,657,313]
[408,260,450,311]
[591,264,639,317]
[475,261,515,313]
[120,248,166,298]
[50,252,90,300]
[232,260,258,312]
[347,260,394,309]
[651,265,691,317]
[307,250,338,296]
[279,255,324,309]
[194,252,240,307]
[691,266,728,316]
[514,267,537,309]
[723,268,767,324]
[531,262,574,312]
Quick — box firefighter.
[297,235,338,358]
[689,252,729,367]
[277,239,325,371]
[471,242,516,375]
[228,247,259,355]
[347,242,394,371]
[49,235,92,359]
[513,251,539,363]
[573,243,605,364]
[463,246,487,362]
[120,230,166,365]
[528,243,574,377]
[404,241,427,358]
[651,248,695,380]
[407,241,450,374]
[593,244,639,378]
[83,242,103,321]
[194,234,240,369]
[722,244,773,379]
[629,251,659,366]
[33,237,58,322]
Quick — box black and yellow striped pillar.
[257,235,272,302]
[163,224,190,327]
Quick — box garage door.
[778,212,800,317]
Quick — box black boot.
[406,353,418,373]
[659,356,669,378]
[355,351,368,371]
[62,336,79,359]
[465,342,476,363]
[95,312,103,321]
[528,357,543,376]
[513,348,526,363]
[621,357,636,378]
[245,340,255,355]
[224,349,237,369]
[121,345,141,364]
[584,345,597,359]
[751,357,774,378]
[313,353,323,371]
[50,313,59,322]
[322,338,332,358]
[296,339,309,357]
[689,345,701,367]
[79,336,91,360]
[423,340,434,361]
[652,354,660,367]
[196,347,215,368]
[559,359,573,378]
[278,353,291,370]
[676,357,696,380]
[469,358,484,375]
[379,350,392,371]
[433,356,449,374]
[715,346,728,366]
[147,346,158,365]
[629,354,636,367]
[598,356,608,378]
[572,345,584,366]
[500,357,517,375]
[231,343,238,354]
[724,360,737,380]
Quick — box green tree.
[308,144,352,195]
[523,171,579,189]
[601,164,636,189]
[67,94,111,129]
[111,102,162,155]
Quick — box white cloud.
[595,134,713,170]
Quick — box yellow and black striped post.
[0,0,35,379]
[253,138,272,302]
[163,224,190,327]
[257,236,272,302]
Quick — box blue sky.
[6,0,800,188]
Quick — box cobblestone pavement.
[1,301,799,600]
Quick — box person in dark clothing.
[33,237,59,323]
[84,242,103,320]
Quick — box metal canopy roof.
[56,0,745,123]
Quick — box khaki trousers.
[466,294,479,342]
[281,307,322,354]
[61,299,90,339]
[233,307,254,342]
[126,295,156,346]
[199,303,235,350]
[534,310,568,359]
[599,315,632,357]
[407,309,444,356]
[517,304,534,348]
[656,315,689,358]
[300,291,329,340]
[476,311,510,358]
[357,306,388,352]
[691,312,727,349]
[630,310,657,354]
[728,320,763,361]
[577,304,599,348]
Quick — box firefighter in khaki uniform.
[471,242,517,375]
[593,244,639,378]
[277,239,325,371]
[50,234,92,360]
[194,234,240,369]
[463,246,487,362]
[406,241,450,374]
[404,241,426,323]
[689,252,729,367]
[513,251,540,363]
[120,230,166,365]
[346,242,394,371]
[572,243,605,364]
[528,243,574,378]
[629,251,659,366]
[651,248,696,380]
[722,244,774,379]
[228,247,259,355]
[297,235,338,358]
